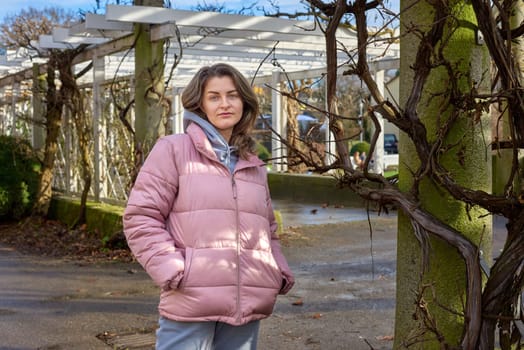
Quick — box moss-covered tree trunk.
[33,56,65,216]
[132,0,167,180]
[32,63,46,154]
[394,0,492,348]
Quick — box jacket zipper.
[231,175,241,323]
[196,142,258,322]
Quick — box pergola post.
[63,107,71,196]
[133,3,167,162]
[0,88,6,134]
[10,83,18,136]
[172,87,184,134]
[92,53,105,201]
[324,81,336,167]
[271,70,287,172]
[371,69,385,174]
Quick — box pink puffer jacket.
[123,123,294,326]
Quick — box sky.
[0,0,309,20]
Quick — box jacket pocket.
[178,247,194,289]
[266,252,285,289]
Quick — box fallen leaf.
[292,299,304,306]
[376,335,394,341]
[312,313,322,319]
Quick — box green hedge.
[48,196,124,241]
[267,172,364,207]
[49,173,365,239]
[349,141,370,156]
[0,136,40,221]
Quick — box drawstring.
[217,145,238,174]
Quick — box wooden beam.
[53,27,110,45]
[38,35,78,49]
[72,34,136,65]
[85,13,133,31]
[106,4,176,24]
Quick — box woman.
[123,63,294,350]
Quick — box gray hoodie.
[183,111,239,174]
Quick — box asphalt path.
[0,201,385,350]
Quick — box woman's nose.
[219,96,230,107]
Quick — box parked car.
[297,114,328,143]
[384,133,398,154]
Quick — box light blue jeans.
[156,317,260,350]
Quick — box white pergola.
[0,4,399,83]
[0,4,399,179]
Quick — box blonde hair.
[181,63,259,159]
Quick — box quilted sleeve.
[123,137,185,290]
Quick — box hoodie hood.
[183,111,239,173]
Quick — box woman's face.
[201,75,244,142]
